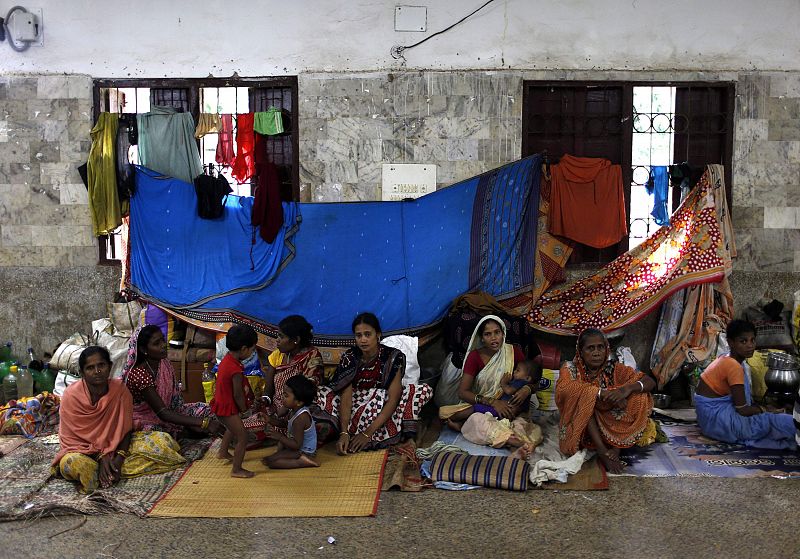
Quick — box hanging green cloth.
[253,107,284,135]
[87,112,122,236]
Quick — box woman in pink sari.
[122,325,224,438]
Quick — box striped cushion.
[430,452,529,491]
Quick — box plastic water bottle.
[0,342,12,363]
[3,365,19,403]
[17,365,34,398]
[35,363,56,394]
[201,362,215,403]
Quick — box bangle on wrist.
[116,449,129,458]
[201,417,210,430]
[339,432,350,438]
[636,380,644,392]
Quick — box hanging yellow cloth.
[87,112,122,236]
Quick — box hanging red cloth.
[251,133,284,244]
[215,113,235,167]
[231,113,255,184]
[548,154,627,249]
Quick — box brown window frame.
[92,76,300,265]
[522,80,734,268]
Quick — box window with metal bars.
[522,81,734,267]
[92,77,299,264]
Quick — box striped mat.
[148,443,387,518]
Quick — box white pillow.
[382,335,420,386]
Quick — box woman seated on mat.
[439,315,535,430]
[315,312,433,455]
[122,325,225,439]
[53,346,186,494]
[695,319,796,450]
[262,315,326,434]
[556,328,655,474]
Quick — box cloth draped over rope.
[528,164,734,338]
[129,156,541,341]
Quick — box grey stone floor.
[1,476,798,559]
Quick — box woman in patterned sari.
[556,328,655,473]
[262,315,328,439]
[122,325,225,438]
[54,346,186,494]
[316,312,433,454]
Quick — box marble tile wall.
[1,70,798,358]
[298,72,522,202]
[733,72,800,273]
[0,74,117,354]
[0,75,96,267]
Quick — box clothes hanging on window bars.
[548,154,627,249]
[215,114,235,167]
[195,113,222,139]
[647,165,670,227]
[137,105,203,184]
[231,113,256,184]
[87,112,122,236]
[251,133,284,243]
[253,107,284,136]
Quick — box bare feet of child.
[511,442,534,461]
[299,454,320,468]
[217,450,233,461]
[445,418,463,432]
[231,467,256,478]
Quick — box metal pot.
[652,393,672,408]
[764,352,800,403]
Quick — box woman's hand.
[336,433,350,455]
[98,454,121,489]
[348,432,371,453]
[601,387,629,405]
[491,399,515,419]
[508,385,532,407]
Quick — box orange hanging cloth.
[548,154,627,249]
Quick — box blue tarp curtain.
[129,156,541,341]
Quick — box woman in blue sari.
[694,320,796,450]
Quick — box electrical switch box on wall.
[394,5,426,32]
[6,7,43,47]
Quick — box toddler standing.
[212,324,257,478]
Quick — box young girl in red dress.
[211,324,257,478]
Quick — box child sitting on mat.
[212,324,257,478]
[262,375,320,469]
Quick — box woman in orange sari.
[556,328,655,473]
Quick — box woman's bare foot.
[299,454,320,467]
[599,450,625,474]
[260,456,272,467]
[231,467,256,478]
[446,418,463,432]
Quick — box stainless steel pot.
[764,352,800,403]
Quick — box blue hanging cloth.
[129,156,541,340]
[649,166,670,227]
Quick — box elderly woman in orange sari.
[556,328,655,473]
